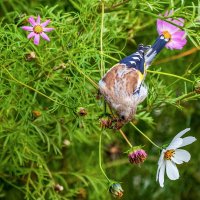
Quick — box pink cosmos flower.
[128,147,147,165]
[22,16,54,45]
[157,10,187,50]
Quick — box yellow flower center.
[162,30,171,39]
[33,25,43,34]
[164,149,175,160]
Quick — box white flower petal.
[171,128,190,142]
[174,149,191,162]
[167,138,183,150]
[157,150,165,183]
[171,156,183,164]
[166,160,179,180]
[157,151,165,180]
[158,162,166,187]
[158,150,165,165]
[179,136,197,148]
[156,164,161,181]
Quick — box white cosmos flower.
[156,128,197,187]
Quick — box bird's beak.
[144,35,169,67]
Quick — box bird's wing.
[99,64,141,97]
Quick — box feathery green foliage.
[0,0,200,199]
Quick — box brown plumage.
[99,63,147,128]
[99,37,170,128]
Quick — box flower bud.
[32,110,41,118]
[54,183,64,192]
[14,13,27,26]
[76,188,87,199]
[25,52,36,61]
[63,139,71,147]
[194,80,200,94]
[128,146,147,165]
[99,117,112,129]
[109,183,123,198]
[77,107,87,116]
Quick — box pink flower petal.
[164,10,169,17]
[168,10,174,16]
[165,41,178,49]
[157,19,164,34]
[41,20,50,27]
[172,31,186,39]
[165,43,174,50]
[172,18,184,27]
[40,32,50,41]
[162,21,179,34]
[156,10,187,49]
[22,26,33,31]
[28,32,36,39]
[166,38,186,50]
[28,16,36,26]
[34,34,40,45]
[172,38,187,46]
[36,15,41,24]
[43,27,54,32]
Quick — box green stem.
[100,0,105,77]
[71,62,98,89]
[101,52,119,62]
[103,101,107,114]
[2,66,69,108]
[175,91,196,102]
[147,70,194,83]
[103,0,130,12]
[130,122,162,150]
[99,132,110,182]
[135,9,184,30]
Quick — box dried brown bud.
[25,52,36,61]
[53,63,66,71]
[106,143,122,161]
[77,107,87,116]
[54,183,64,192]
[99,117,112,129]
[195,81,200,94]
[14,13,28,26]
[76,188,87,200]
[32,110,41,117]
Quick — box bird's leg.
[96,89,102,100]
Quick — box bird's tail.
[144,35,169,68]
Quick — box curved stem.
[2,66,69,108]
[130,122,162,150]
[100,0,105,77]
[154,47,199,65]
[147,69,194,83]
[99,132,110,182]
[71,62,98,89]
[119,129,132,148]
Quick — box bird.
[99,34,170,129]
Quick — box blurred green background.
[0,0,199,199]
